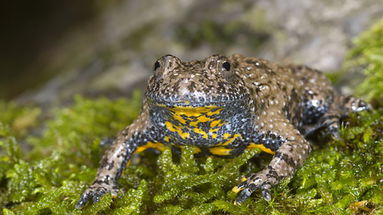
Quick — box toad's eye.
[222,61,231,71]
[221,61,235,81]
[153,60,161,71]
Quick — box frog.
[76,54,370,208]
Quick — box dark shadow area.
[0,0,98,99]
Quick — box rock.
[16,0,383,105]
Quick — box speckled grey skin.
[76,54,370,208]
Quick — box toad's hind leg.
[340,95,371,114]
[286,64,337,136]
[304,95,371,138]
[328,95,370,137]
[304,103,342,139]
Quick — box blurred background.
[1,0,382,104]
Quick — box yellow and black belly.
[148,104,245,156]
[164,105,231,140]
[145,103,277,157]
[161,105,241,142]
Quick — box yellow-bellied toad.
[76,54,370,208]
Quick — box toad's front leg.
[76,111,155,208]
[233,117,311,204]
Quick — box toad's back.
[230,54,335,134]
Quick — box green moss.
[2,98,382,215]
[0,101,41,138]
[348,19,383,107]
[1,20,383,215]
[0,93,142,214]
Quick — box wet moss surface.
[1,20,383,215]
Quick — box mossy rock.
[1,20,383,215]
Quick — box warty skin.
[76,54,370,208]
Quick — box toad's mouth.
[146,90,249,107]
[147,97,248,108]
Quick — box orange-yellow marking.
[206,108,222,116]
[166,105,224,139]
[247,143,275,154]
[209,128,220,139]
[172,113,186,124]
[231,178,247,194]
[193,147,202,154]
[350,200,372,212]
[165,121,190,139]
[209,147,232,156]
[136,141,166,153]
[170,105,221,117]
[223,133,231,139]
[164,136,171,142]
[232,186,243,193]
[193,128,209,139]
[221,134,242,146]
[210,119,223,128]
[209,128,219,133]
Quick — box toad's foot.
[232,170,276,204]
[76,182,120,209]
